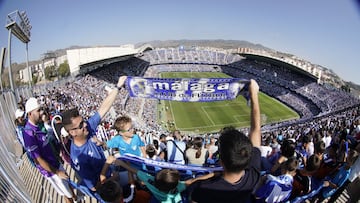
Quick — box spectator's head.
[160,134,167,142]
[173,130,182,141]
[192,137,204,159]
[146,144,156,159]
[264,136,272,146]
[41,110,50,124]
[302,135,311,147]
[113,116,134,138]
[25,97,42,124]
[15,109,24,119]
[62,108,89,139]
[314,141,326,156]
[305,154,321,172]
[155,169,180,193]
[281,157,298,176]
[14,109,25,126]
[210,136,217,144]
[153,139,159,149]
[219,126,253,173]
[280,139,296,158]
[97,179,123,203]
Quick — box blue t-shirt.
[106,134,145,157]
[256,174,293,203]
[70,112,110,189]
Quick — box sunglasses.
[120,127,134,133]
[71,120,85,131]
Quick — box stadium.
[1,43,360,202]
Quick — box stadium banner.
[118,153,223,172]
[126,76,250,102]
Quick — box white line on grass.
[233,115,250,122]
[201,106,215,125]
[168,101,178,129]
[179,121,250,131]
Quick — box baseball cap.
[25,97,40,113]
[15,109,24,118]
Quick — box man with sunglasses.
[23,97,76,203]
[62,76,127,192]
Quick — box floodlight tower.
[5,10,32,92]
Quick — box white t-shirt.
[259,145,273,158]
[166,140,186,164]
[322,136,332,148]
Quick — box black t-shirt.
[190,147,261,203]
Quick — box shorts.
[45,165,73,198]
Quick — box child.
[114,159,214,203]
[97,156,151,203]
[255,157,298,203]
[97,178,123,203]
[106,116,146,157]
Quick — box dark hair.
[14,118,25,127]
[280,139,296,158]
[155,169,180,193]
[264,136,272,146]
[192,137,203,159]
[61,108,80,129]
[160,134,167,139]
[219,126,253,173]
[314,141,326,155]
[97,179,122,203]
[146,145,156,158]
[153,140,159,150]
[302,135,310,144]
[306,154,321,172]
[282,157,298,172]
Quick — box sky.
[1,0,360,84]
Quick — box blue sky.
[1,0,360,84]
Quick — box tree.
[44,65,56,80]
[58,61,70,78]
[341,84,351,93]
[32,75,38,84]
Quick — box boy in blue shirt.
[106,116,146,157]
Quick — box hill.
[2,40,359,97]
[138,39,272,51]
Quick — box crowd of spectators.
[15,48,360,202]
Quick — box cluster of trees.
[44,60,70,80]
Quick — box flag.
[126,76,250,102]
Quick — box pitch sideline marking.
[200,106,216,126]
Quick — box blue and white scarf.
[126,77,249,102]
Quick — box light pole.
[5,10,32,93]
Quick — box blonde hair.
[113,116,132,132]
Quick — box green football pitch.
[157,72,299,134]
